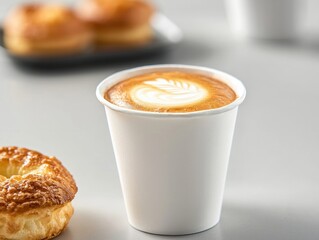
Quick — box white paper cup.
[96,65,246,235]
[225,0,301,40]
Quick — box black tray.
[0,13,183,67]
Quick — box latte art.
[105,71,237,113]
[130,78,208,107]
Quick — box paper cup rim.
[96,64,246,118]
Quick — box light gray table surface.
[1,0,319,239]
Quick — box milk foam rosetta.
[130,78,208,107]
[105,71,237,113]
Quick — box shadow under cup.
[96,65,246,235]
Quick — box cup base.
[129,218,220,236]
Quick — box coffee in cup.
[96,65,246,235]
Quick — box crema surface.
[105,71,237,113]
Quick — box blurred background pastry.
[77,0,154,48]
[76,0,126,22]
[4,4,92,56]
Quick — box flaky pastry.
[4,4,92,56]
[0,146,77,240]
